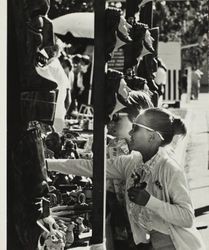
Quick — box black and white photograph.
[3,0,209,249]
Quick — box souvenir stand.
[7,1,156,250]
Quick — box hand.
[127,187,150,206]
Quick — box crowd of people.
[153,0,208,69]
[49,0,94,19]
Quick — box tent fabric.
[53,12,94,39]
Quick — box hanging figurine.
[124,21,155,70]
[105,7,132,62]
[105,69,130,123]
[137,27,160,106]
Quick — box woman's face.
[129,113,152,153]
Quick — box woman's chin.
[129,140,135,151]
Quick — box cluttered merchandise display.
[8,0,174,249]
[37,115,95,250]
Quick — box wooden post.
[7,1,22,249]
[91,0,106,248]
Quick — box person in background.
[59,56,74,115]
[67,54,91,117]
[36,45,71,133]
[47,107,205,250]
[181,71,188,94]
[77,55,91,108]
[67,54,82,117]
[191,69,203,100]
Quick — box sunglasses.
[132,123,165,141]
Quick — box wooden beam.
[91,0,106,246]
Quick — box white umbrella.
[53,12,94,39]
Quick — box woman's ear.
[148,133,155,143]
[149,132,160,145]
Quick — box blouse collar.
[141,147,164,174]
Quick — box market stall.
[8,1,159,249]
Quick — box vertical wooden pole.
[7,1,22,249]
[91,0,106,247]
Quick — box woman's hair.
[127,91,153,109]
[117,91,153,122]
[141,108,187,145]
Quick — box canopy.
[53,12,94,39]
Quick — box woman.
[47,108,205,250]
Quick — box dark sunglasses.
[132,123,165,141]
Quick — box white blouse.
[47,147,205,250]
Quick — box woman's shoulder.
[160,147,184,176]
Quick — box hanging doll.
[123,21,155,70]
[105,7,132,62]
